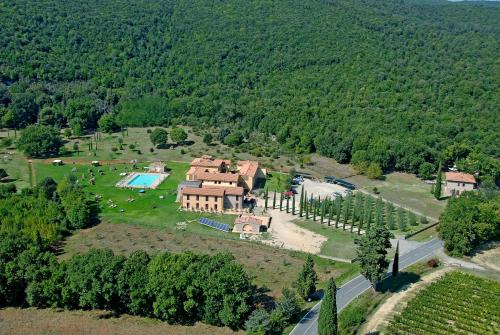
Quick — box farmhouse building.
[444,172,476,196]
[179,155,266,212]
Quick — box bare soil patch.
[261,209,327,254]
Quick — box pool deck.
[115,172,169,189]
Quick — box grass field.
[33,161,358,297]
[386,271,500,334]
[348,173,446,220]
[34,161,238,237]
[0,308,243,335]
[293,220,358,260]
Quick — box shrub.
[111,147,118,152]
[427,259,439,268]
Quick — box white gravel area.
[296,179,350,199]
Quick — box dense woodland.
[0,0,499,180]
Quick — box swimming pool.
[126,173,163,188]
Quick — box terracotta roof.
[445,172,476,184]
[237,160,259,177]
[195,171,240,183]
[182,187,225,197]
[223,186,245,196]
[182,186,244,197]
[191,156,230,168]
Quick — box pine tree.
[294,255,318,300]
[318,278,338,335]
[392,241,399,277]
[434,162,442,200]
[356,224,393,288]
[272,191,277,209]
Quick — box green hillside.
[0,0,498,176]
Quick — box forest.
[0,0,499,178]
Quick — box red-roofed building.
[444,172,477,196]
[180,155,266,212]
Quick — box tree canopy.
[0,0,497,175]
[17,125,63,158]
[438,191,499,257]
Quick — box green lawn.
[348,173,446,220]
[293,219,358,260]
[34,161,239,240]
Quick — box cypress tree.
[279,192,283,211]
[358,215,363,235]
[305,194,309,219]
[434,162,442,200]
[299,191,304,217]
[264,188,268,210]
[286,195,290,213]
[318,278,338,335]
[392,241,399,277]
[313,201,317,221]
[342,195,351,230]
[387,204,396,230]
[335,197,342,228]
[397,208,407,231]
[321,201,326,224]
[292,193,296,215]
[273,191,277,209]
[328,201,333,226]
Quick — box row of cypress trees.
[263,186,428,234]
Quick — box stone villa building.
[178,155,266,212]
[444,172,477,197]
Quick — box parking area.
[296,178,351,199]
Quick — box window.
[205,204,208,210]
[187,195,190,200]
[206,196,209,201]
[196,203,199,209]
[235,203,239,210]
[215,204,218,210]
[196,195,199,201]
[236,196,239,201]
[186,202,190,208]
[215,196,218,201]
[229,182,232,185]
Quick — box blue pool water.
[127,174,161,188]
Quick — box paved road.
[290,238,443,335]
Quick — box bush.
[427,259,439,268]
[111,147,118,152]
[149,128,168,147]
[366,163,383,180]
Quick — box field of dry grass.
[61,221,358,298]
[0,308,242,335]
